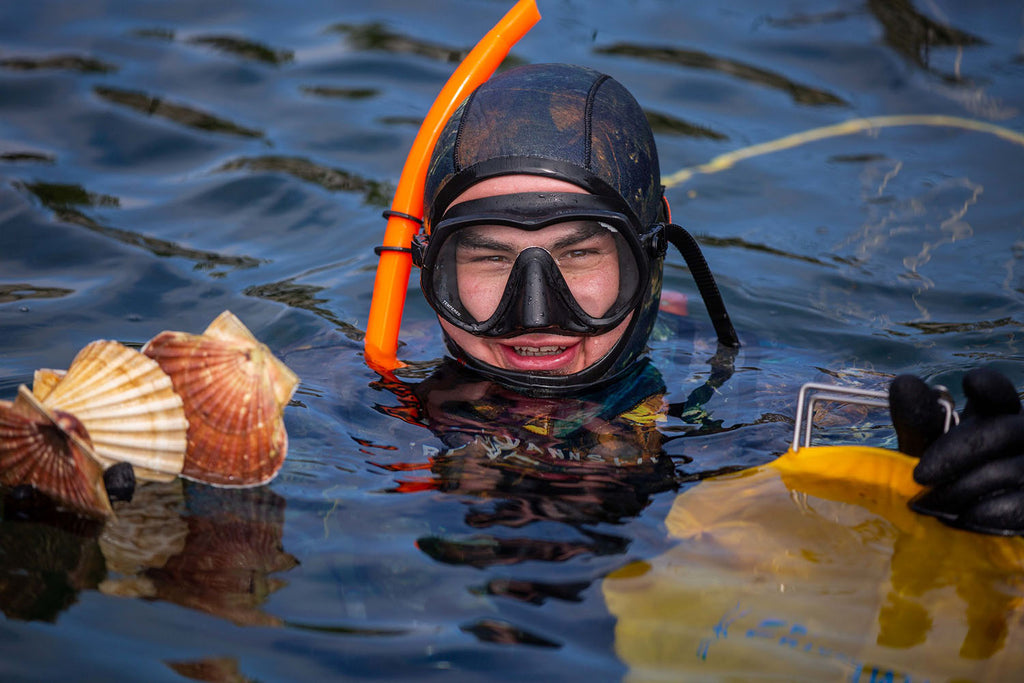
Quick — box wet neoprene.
[420,63,739,395]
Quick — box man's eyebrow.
[457,230,516,252]
[456,221,612,252]
[551,221,612,251]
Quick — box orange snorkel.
[364,0,542,372]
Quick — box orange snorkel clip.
[364,0,542,373]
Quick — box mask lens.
[430,217,640,329]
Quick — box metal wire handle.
[791,382,958,452]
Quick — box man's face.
[437,175,631,375]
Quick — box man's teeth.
[514,345,566,357]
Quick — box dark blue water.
[2,1,1023,680]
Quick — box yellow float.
[604,387,1024,682]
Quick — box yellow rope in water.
[663,114,1024,188]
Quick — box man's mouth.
[513,345,567,357]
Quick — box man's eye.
[559,245,609,262]
[461,251,511,265]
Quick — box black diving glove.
[889,368,1024,536]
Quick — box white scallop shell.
[39,340,188,481]
[31,368,65,401]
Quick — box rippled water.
[2,1,1023,681]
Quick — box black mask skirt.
[413,192,666,339]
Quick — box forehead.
[459,220,613,250]
[449,175,589,207]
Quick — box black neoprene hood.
[425,63,663,230]
[421,63,667,395]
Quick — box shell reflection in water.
[143,485,299,627]
[99,479,190,599]
[143,311,300,487]
[0,386,113,518]
[34,340,188,481]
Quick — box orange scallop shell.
[34,340,188,481]
[0,385,113,518]
[142,311,299,487]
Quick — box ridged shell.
[0,385,113,518]
[38,340,188,481]
[31,368,65,401]
[142,311,299,487]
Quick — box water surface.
[2,1,1023,680]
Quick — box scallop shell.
[0,385,113,518]
[38,340,188,482]
[142,311,299,487]
[31,368,65,401]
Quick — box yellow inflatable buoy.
[604,445,1024,682]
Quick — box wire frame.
[791,382,957,452]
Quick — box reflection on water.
[372,358,746,620]
[216,155,393,205]
[0,55,117,74]
[166,656,256,683]
[0,151,55,164]
[186,35,295,66]
[20,181,120,210]
[604,449,1024,680]
[867,0,986,79]
[94,86,265,139]
[0,283,74,304]
[596,43,849,107]
[329,21,529,68]
[644,110,729,141]
[461,618,561,648]
[138,484,298,627]
[328,23,470,64]
[1,0,1024,679]
[17,181,268,275]
[243,279,365,338]
[1,479,297,628]
[763,0,987,82]
[368,360,681,647]
[0,489,105,622]
[299,85,379,100]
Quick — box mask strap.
[664,224,740,349]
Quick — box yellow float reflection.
[604,446,1024,682]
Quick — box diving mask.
[413,192,666,338]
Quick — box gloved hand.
[889,368,1024,535]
